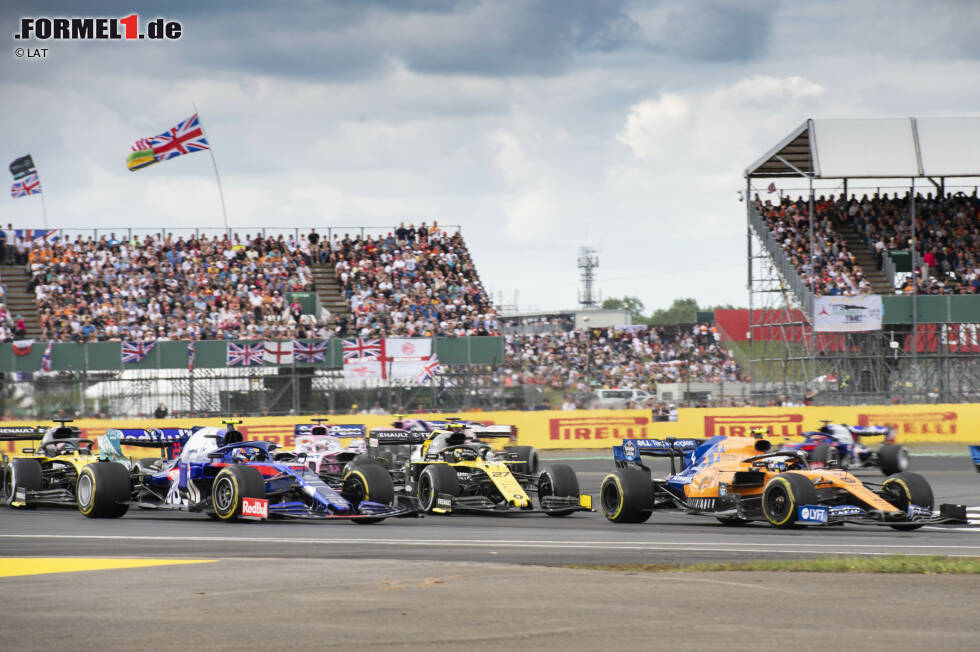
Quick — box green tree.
[601,296,649,324]
[649,297,700,325]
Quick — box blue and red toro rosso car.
[777,421,909,475]
[77,421,418,522]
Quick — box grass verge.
[567,555,980,574]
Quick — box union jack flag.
[121,340,156,363]
[11,174,41,198]
[40,341,53,373]
[187,340,195,371]
[342,338,383,361]
[416,354,440,383]
[227,342,265,367]
[135,113,210,163]
[293,339,327,363]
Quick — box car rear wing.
[294,423,367,438]
[367,428,429,446]
[613,438,701,463]
[108,428,192,446]
[0,426,42,441]
[848,425,891,437]
[470,425,516,440]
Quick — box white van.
[591,389,654,409]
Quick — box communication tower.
[577,246,599,308]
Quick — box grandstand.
[744,117,980,404]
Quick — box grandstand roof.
[745,117,980,179]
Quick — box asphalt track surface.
[2,453,979,651]
[1,453,978,565]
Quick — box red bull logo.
[703,413,804,437]
[548,416,650,441]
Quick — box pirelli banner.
[0,404,974,454]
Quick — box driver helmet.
[749,427,770,439]
[232,447,256,463]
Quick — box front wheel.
[599,469,653,523]
[77,462,131,518]
[761,473,817,528]
[880,472,933,531]
[3,458,43,508]
[538,464,581,517]
[211,465,266,522]
[343,464,395,524]
[417,465,459,514]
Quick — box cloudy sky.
[2,1,978,315]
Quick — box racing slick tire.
[211,465,266,522]
[762,472,818,528]
[417,464,459,514]
[343,463,395,524]
[3,458,42,508]
[507,446,539,475]
[877,444,910,476]
[600,469,653,524]
[77,462,131,518]
[538,464,581,517]
[880,471,933,531]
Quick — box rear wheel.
[761,473,817,528]
[77,462,131,518]
[211,465,266,522]
[507,446,539,475]
[417,464,459,514]
[880,472,933,531]
[877,445,910,476]
[3,458,43,508]
[599,469,653,523]
[538,464,581,517]
[343,464,395,524]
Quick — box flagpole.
[33,153,48,228]
[39,191,48,229]
[192,103,229,231]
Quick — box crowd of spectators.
[328,222,500,337]
[502,323,744,398]
[755,195,870,296]
[848,191,980,294]
[755,190,980,296]
[26,232,322,342]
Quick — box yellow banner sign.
[1,403,976,455]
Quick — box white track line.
[2,534,979,554]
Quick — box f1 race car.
[0,419,100,508]
[357,419,591,516]
[291,418,367,474]
[78,421,418,522]
[390,416,539,474]
[777,421,909,475]
[600,435,967,529]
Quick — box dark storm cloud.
[656,1,776,62]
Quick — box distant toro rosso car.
[600,435,967,529]
[292,418,367,474]
[778,421,909,475]
[78,420,416,522]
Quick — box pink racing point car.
[291,420,367,474]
